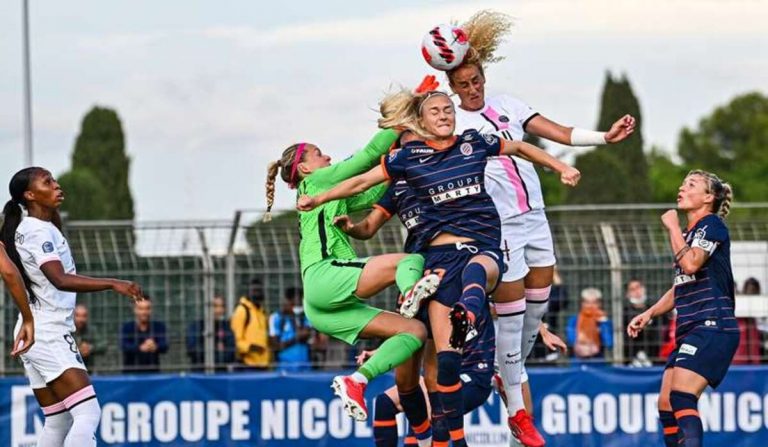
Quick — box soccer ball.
[421,24,470,71]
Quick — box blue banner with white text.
[2,366,767,446]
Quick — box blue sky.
[1,0,766,220]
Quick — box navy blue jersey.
[381,129,503,251]
[673,214,737,339]
[375,180,425,253]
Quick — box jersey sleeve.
[501,95,539,130]
[691,216,728,255]
[374,183,398,218]
[345,182,389,213]
[381,147,408,181]
[21,226,60,267]
[471,130,502,157]
[310,129,399,191]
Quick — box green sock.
[358,333,423,381]
[395,254,425,296]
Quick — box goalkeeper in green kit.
[263,93,441,422]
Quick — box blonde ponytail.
[718,182,733,218]
[263,160,282,222]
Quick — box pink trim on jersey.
[42,401,67,416]
[525,286,552,303]
[495,300,526,314]
[483,105,510,131]
[499,157,531,214]
[63,385,96,409]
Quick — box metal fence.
[2,204,767,376]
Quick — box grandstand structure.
[2,204,767,375]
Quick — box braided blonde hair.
[687,170,734,218]
[264,144,305,222]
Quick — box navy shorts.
[664,326,740,388]
[460,373,493,413]
[422,242,504,308]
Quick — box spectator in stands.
[623,279,655,367]
[231,278,270,370]
[186,295,236,370]
[120,297,168,373]
[73,304,107,370]
[269,287,312,372]
[566,287,613,364]
[734,277,762,364]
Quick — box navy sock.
[398,387,431,442]
[403,427,418,446]
[460,262,488,319]
[428,391,449,444]
[659,410,679,447]
[437,351,465,446]
[670,391,702,447]
[373,394,398,447]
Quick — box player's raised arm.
[297,165,387,211]
[500,139,581,186]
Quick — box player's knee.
[404,319,427,342]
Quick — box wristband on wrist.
[570,128,607,146]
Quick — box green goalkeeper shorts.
[302,257,382,345]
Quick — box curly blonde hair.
[458,10,513,69]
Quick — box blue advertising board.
[2,366,767,446]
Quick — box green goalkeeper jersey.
[297,129,398,272]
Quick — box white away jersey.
[454,94,543,220]
[15,217,77,331]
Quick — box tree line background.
[57,73,768,221]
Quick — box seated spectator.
[269,287,312,372]
[186,295,236,370]
[622,279,655,367]
[73,304,107,370]
[566,287,613,364]
[231,278,270,370]
[734,277,762,364]
[120,297,168,373]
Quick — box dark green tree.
[647,147,687,203]
[59,107,134,220]
[678,92,768,202]
[569,72,650,203]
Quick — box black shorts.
[664,326,740,388]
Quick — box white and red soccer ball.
[421,24,470,71]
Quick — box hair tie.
[288,143,307,189]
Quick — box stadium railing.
[1,203,767,375]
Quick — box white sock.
[495,300,526,414]
[418,437,433,447]
[38,403,72,447]
[63,397,101,447]
[521,287,551,360]
[351,372,368,384]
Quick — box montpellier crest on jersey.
[460,143,473,156]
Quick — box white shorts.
[15,322,87,389]
[499,209,556,283]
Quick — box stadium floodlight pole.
[22,0,34,166]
